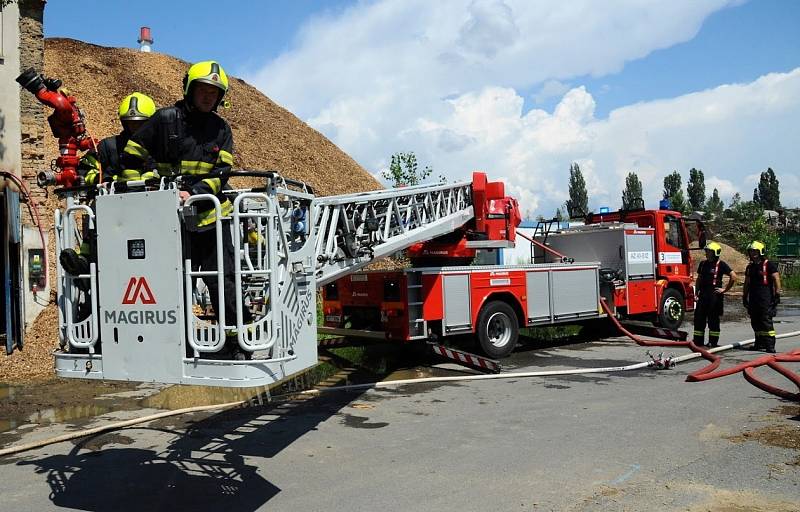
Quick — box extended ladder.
[312,180,475,286]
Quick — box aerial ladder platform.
[53,171,507,387]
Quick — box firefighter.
[120,60,252,360]
[743,241,782,353]
[692,241,736,347]
[59,93,158,288]
[78,92,158,184]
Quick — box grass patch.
[783,273,800,291]
[521,324,581,340]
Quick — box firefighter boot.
[60,248,91,291]
[60,248,89,275]
[225,335,252,361]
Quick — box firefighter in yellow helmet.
[692,241,737,348]
[78,92,157,185]
[743,241,782,352]
[120,61,251,359]
[61,92,158,287]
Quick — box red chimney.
[138,27,153,52]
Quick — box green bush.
[712,200,779,258]
[784,273,800,291]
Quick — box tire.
[476,301,519,358]
[656,288,685,330]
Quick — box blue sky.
[45,0,800,118]
[530,0,800,117]
[44,1,800,213]
[44,1,354,74]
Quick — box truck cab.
[583,207,705,328]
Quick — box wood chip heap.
[1,38,382,382]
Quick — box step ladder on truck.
[52,171,481,387]
[322,203,703,358]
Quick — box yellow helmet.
[704,241,722,257]
[118,92,156,121]
[747,241,766,256]
[183,61,229,106]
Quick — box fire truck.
[48,167,501,387]
[13,67,532,387]
[322,197,703,358]
[11,68,702,386]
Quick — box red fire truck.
[322,180,702,358]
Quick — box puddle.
[1,380,141,436]
[142,384,274,410]
[382,366,462,381]
[339,413,389,429]
[777,295,800,317]
[0,343,475,438]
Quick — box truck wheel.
[656,288,684,330]
[476,301,519,358]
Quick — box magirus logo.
[105,277,177,325]
[122,277,156,304]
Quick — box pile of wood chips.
[3,38,382,383]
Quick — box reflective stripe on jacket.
[121,101,233,226]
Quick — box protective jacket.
[122,100,234,228]
[696,259,732,300]
[79,132,152,184]
[745,259,778,306]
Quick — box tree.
[555,207,565,222]
[752,167,780,210]
[565,162,588,217]
[382,152,432,188]
[729,192,741,208]
[662,171,687,213]
[728,200,779,258]
[686,168,706,211]
[621,172,643,209]
[705,188,724,218]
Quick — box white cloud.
[533,80,571,104]
[244,0,800,213]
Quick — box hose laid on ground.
[2,329,799,458]
[599,298,800,399]
[599,298,724,379]
[0,402,244,458]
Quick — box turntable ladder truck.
[52,171,510,388]
[322,205,701,358]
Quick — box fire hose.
[0,171,49,291]
[600,298,800,400]
[515,230,573,263]
[3,324,798,458]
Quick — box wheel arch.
[475,291,526,328]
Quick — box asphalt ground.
[1,313,799,511]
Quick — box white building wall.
[0,1,22,175]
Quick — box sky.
[44,0,800,215]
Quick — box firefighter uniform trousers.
[749,295,776,351]
[188,220,252,341]
[693,294,722,346]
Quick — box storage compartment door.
[442,274,471,334]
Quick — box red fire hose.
[516,231,569,261]
[601,298,800,400]
[600,298,722,378]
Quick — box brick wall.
[18,0,46,226]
